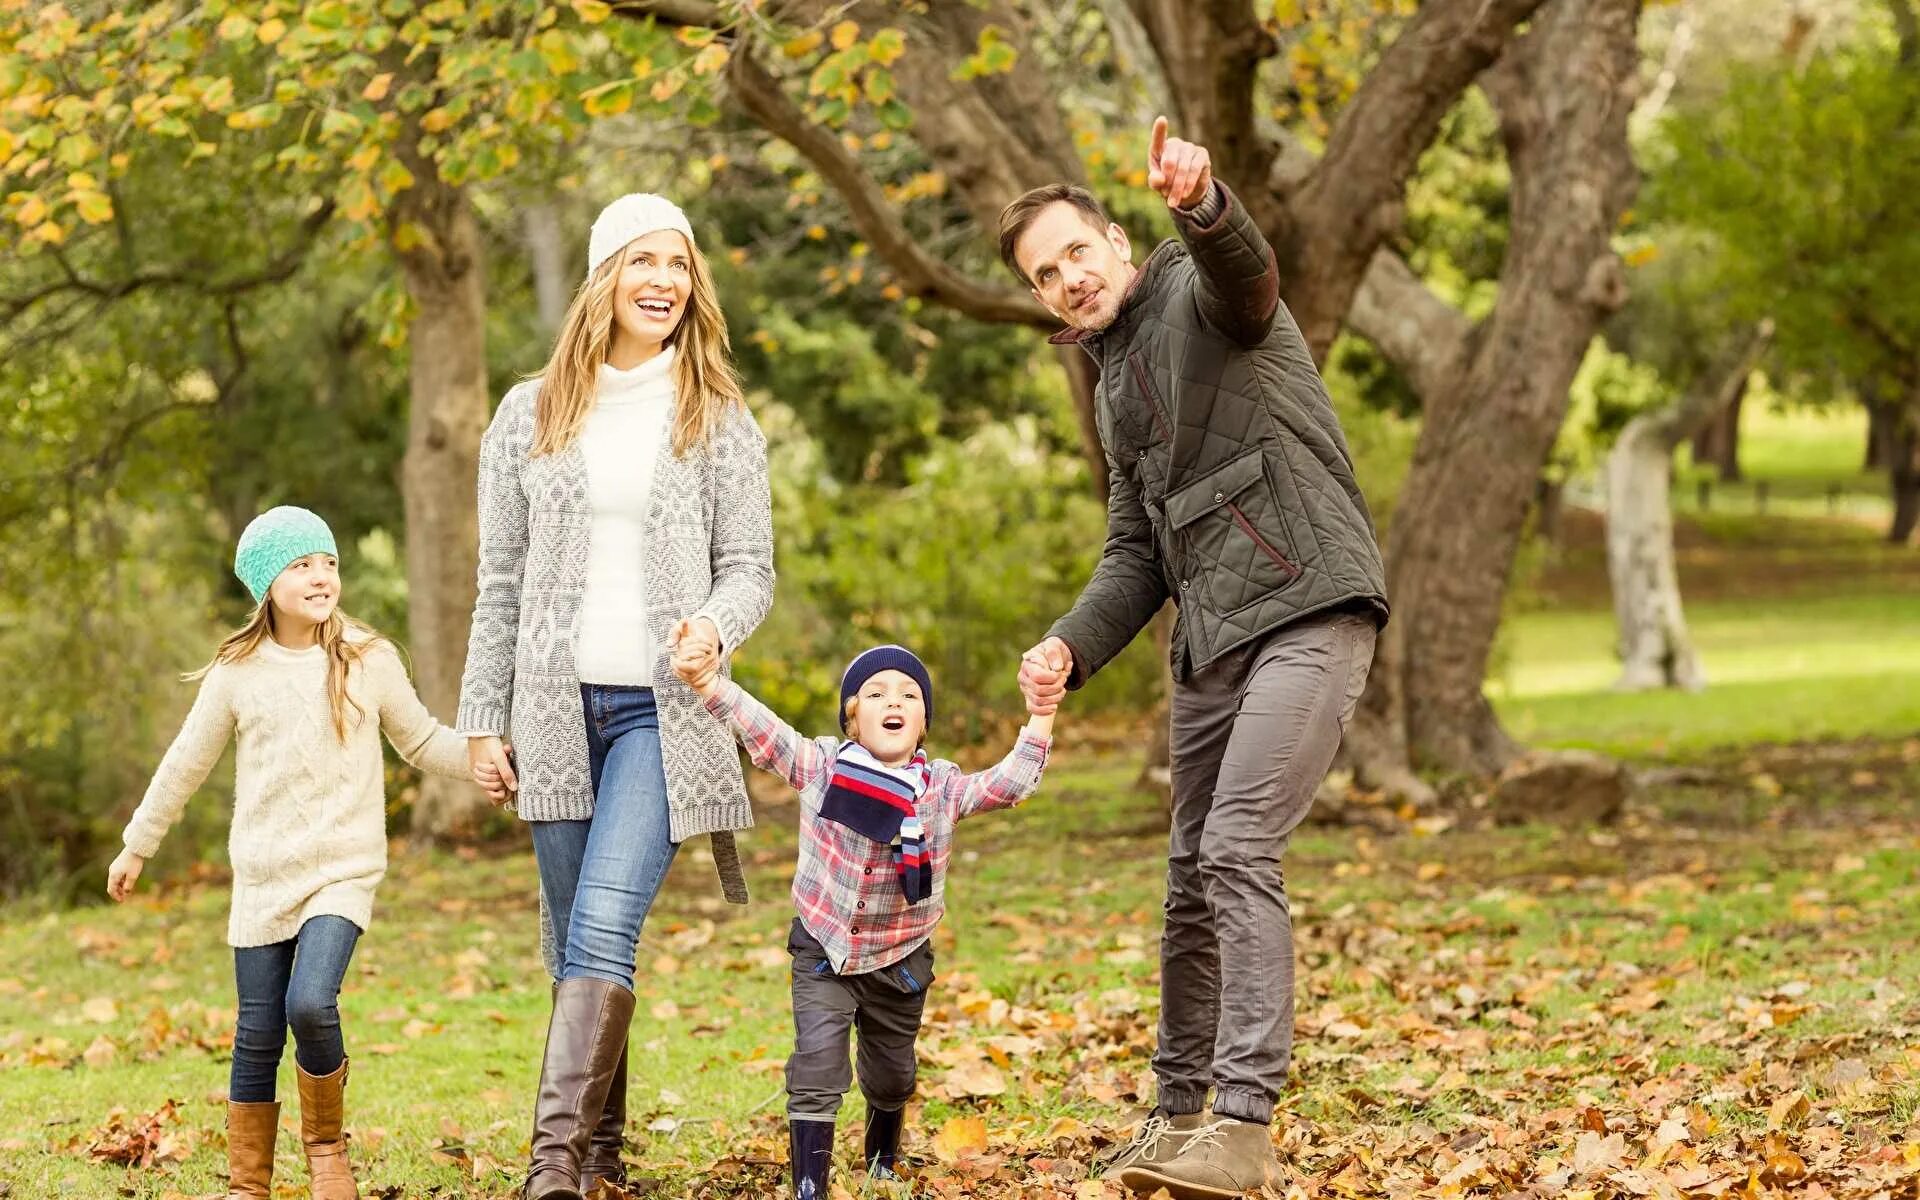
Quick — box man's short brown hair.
[997,184,1112,285]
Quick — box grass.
[5,744,1920,1198]
[1492,399,1919,757]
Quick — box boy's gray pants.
[1154,609,1376,1124]
[784,918,934,1123]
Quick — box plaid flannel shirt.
[703,680,1051,975]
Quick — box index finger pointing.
[1149,115,1168,165]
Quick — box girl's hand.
[107,849,146,901]
[469,736,518,805]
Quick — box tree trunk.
[389,170,490,841]
[1865,392,1895,471]
[1382,0,1640,775]
[1137,604,1175,810]
[1607,321,1772,691]
[1690,389,1744,481]
[523,202,572,336]
[1891,384,1920,544]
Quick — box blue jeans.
[529,685,680,992]
[230,915,361,1103]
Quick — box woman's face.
[608,229,693,358]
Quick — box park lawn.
[5,747,1919,1199]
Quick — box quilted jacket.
[1047,182,1388,687]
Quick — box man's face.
[1014,202,1136,332]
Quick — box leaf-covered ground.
[5,741,1919,1199]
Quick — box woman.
[457,193,774,1200]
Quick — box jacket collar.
[1046,239,1184,349]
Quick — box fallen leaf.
[930,1115,988,1162]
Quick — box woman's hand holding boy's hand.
[106,848,145,901]
[670,618,723,698]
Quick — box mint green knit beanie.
[234,506,338,603]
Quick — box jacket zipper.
[1227,501,1300,578]
[1127,354,1174,441]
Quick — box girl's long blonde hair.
[189,604,382,741]
[530,231,745,459]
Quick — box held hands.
[106,848,146,902]
[1147,115,1213,211]
[669,616,723,697]
[1018,637,1073,716]
[469,736,518,806]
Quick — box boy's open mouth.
[881,716,906,732]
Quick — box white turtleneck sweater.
[575,347,676,685]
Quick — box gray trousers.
[784,919,934,1123]
[1155,610,1375,1123]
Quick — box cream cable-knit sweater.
[122,633,469,947]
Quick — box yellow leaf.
[13,194,47,227]
[930,1115,988,1162]
[782,30,823,58]
[571,0,611,22]
[649,74,683,102]
[216,14,253,40]
[83,1035,117,1068]
[420,107,454,133]
[830,20,859,50]
[82,996,119,1023]
[201,76,234,112]
[257,18,286,44]
[362,73,393,102]
[691,42,729,75]
[72,189,112,224]
[31,220,66,245]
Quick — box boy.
[672,634,1054,1198]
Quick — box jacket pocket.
[1166,448,1301,615]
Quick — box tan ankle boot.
[225,1100,279,1199]
[296,1058,358,1199]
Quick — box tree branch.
[1890,0,1920,65]
[724,41,1052,328]
[607,0,727,27]
[1297,0,1547,250]
[1124,0,1276,194]
[1347,246,1473,403]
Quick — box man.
[1004,118,1388,1198]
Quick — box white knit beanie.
[587,193,696,278]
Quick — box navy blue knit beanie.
[839,644,934,731]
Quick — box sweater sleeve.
[950,730,1053,822]
[691,403,776,656]
[457,387,531,735]
[371,643,471,779]
[122,667,236,858]
[701,679,831,801]
[1170,181,1280,348]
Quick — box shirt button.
[850,927,860,935]
[1180,578,1190,590]
[856,901,866,910]
[863,867,872,875]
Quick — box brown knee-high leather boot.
[296,1059,358,1199]
[579,1041,629,1193]
[525,978,636,1200]
[225,1100,279,1199]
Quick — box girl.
[107,505,471,1200]
[457,193,774,1200]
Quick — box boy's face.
[850,669,926,766]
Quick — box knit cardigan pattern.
[456,377,775,903]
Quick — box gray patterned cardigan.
[456,378,775,903]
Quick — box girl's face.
[267,554,340,628]
[851,669,927,766]
[608,230,693,359]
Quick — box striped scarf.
[821,742,933,904]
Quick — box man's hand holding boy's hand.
[670,618,723,697]
[1018,637,1072,716]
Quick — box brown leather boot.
[1103,1108,1210,1180]
[525,978,636,1200]
[1119,1115,1279,1198]
[225,1100,279,1199]
[579,1041,629,1194]
[296,1059,358,1199]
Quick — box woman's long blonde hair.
[189,604,381,742]
[530,231,745,458]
